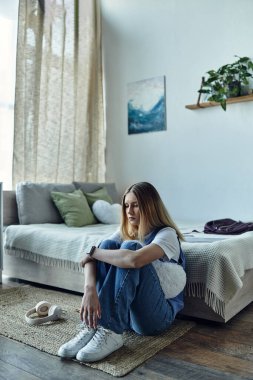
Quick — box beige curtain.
[13,0,105,187]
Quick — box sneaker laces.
[74,324,96,341]
[91,326,111,348]
[76,322,94,332]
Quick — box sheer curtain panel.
[13,0,105,186]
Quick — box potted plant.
[198,56,253,110]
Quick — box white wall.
[101,0,253,224]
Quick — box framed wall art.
[127,76,167,135]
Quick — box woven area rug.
[0,285,195,377]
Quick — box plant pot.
[227,81,241,98]
[240,85,253,96]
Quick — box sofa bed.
[2,181,253,323]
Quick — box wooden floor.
[0,277,253,380]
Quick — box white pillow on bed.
[92,200,121,224]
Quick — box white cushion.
[92,200,121,224]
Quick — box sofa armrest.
[3,191,19,226]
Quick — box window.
[0,2,18,190]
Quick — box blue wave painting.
[127,76,166,135]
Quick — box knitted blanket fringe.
[185,282,225,317]
[4,247,84,273]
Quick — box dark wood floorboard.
[0,358,41,380]
[1,277,253,380]
[0,336,113,380]
[140,354,252,380]
[166,304,253,379]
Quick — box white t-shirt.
[108,227,180,263]
[151,227,180,262]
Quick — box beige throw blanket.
[4,223,118,272]
[182,231,253,317]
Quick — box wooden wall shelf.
[185,94,253,110]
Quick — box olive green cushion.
[51,189,97,227]
[83,187,113,207]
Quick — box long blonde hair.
[120,182,184,241]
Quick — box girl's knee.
[99,239,120,249]
[121,240,142,251]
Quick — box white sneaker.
[58,326,96,358]
[76,326,123,362]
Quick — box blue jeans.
[96,239,174,335]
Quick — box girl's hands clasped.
[80,287,101,329]
[80,255,95,268]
